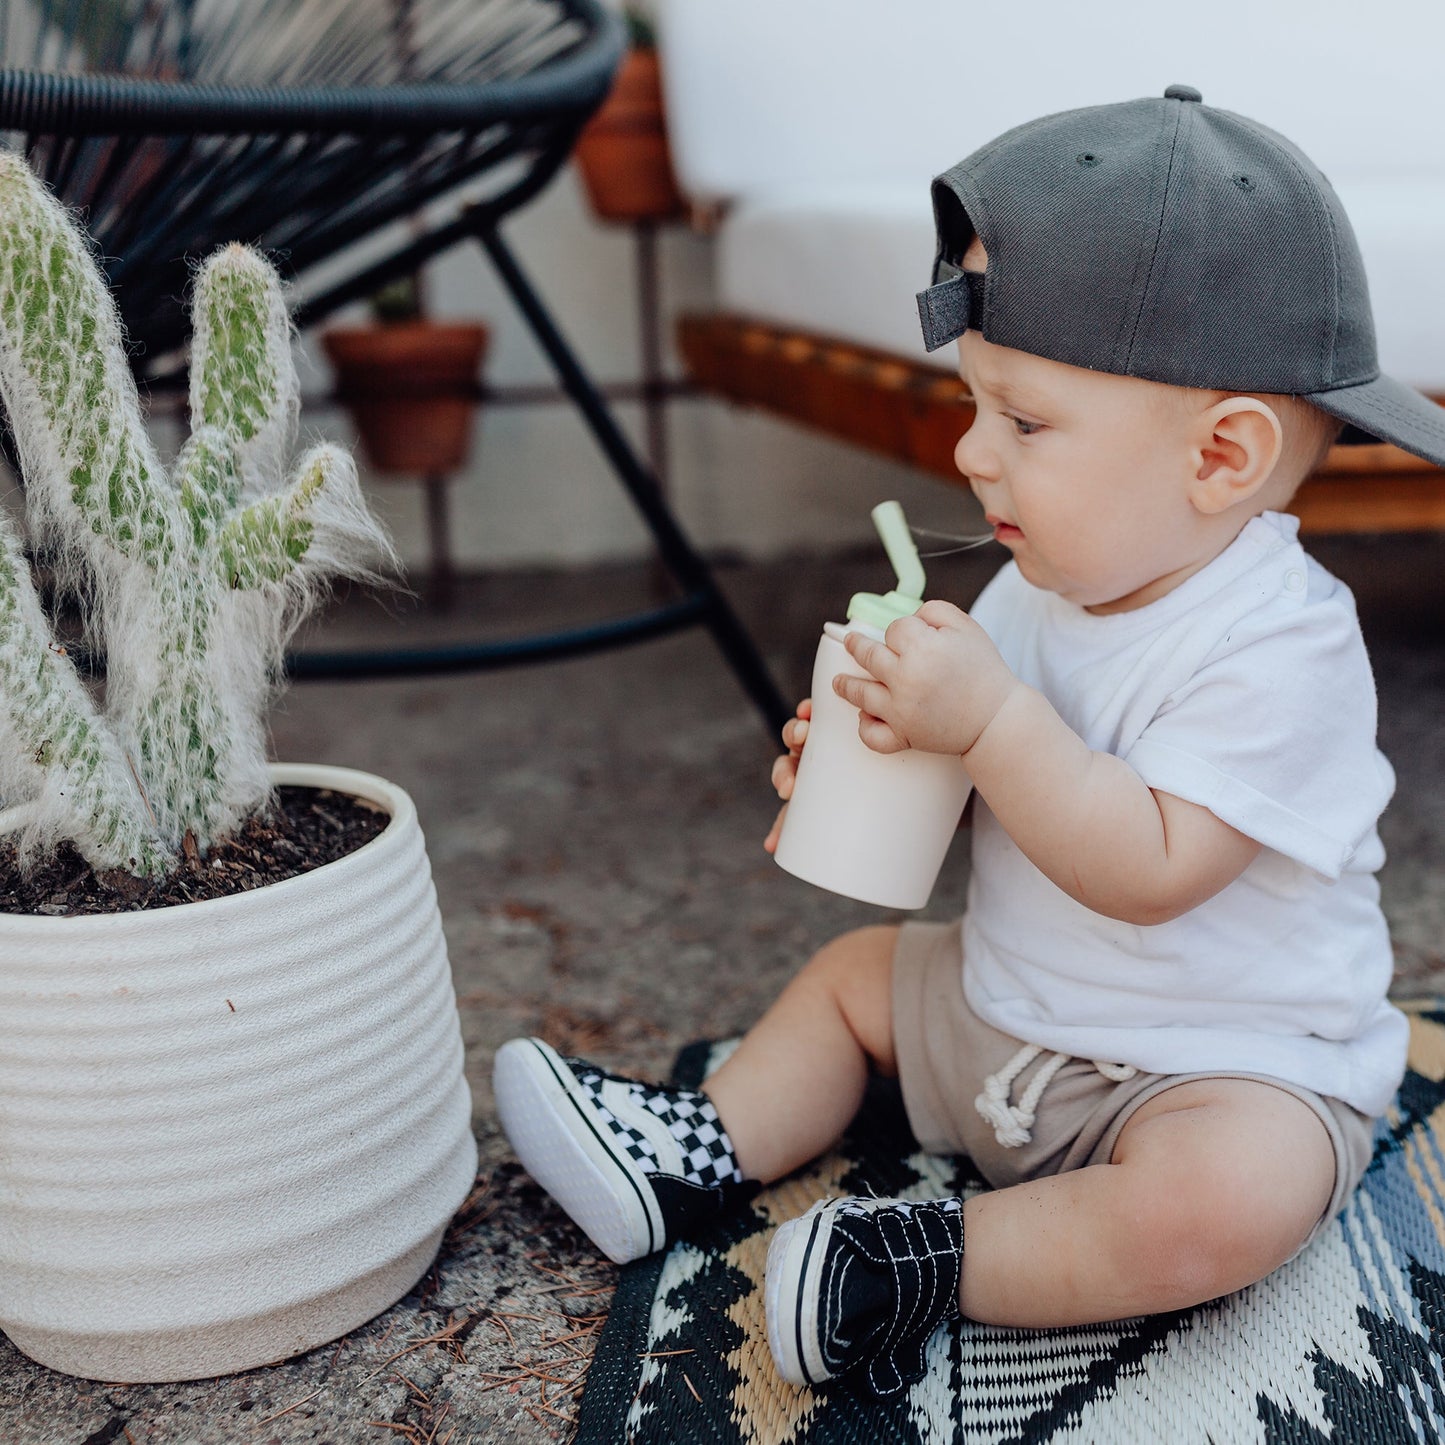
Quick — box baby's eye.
[1009,415,1043,436]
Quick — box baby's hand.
[837,601,1017,756]
[763,698,811,854]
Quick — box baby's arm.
[838,602,1259,925]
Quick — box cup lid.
[846,501,925,629]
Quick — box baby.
[495,86,1445,1399]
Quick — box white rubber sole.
[492,1038,663,1264]
[765,1200,835,1387]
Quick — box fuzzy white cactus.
[0,150,395,876]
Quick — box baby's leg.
[703,924,899,1183]
[766,1075,1339,1394]
[494,923,897,1263]
[961,1077,1337,1326]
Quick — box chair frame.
[0,0,789,734]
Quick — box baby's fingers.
[780,698,812,755]
[915,598,970,630]
[857,711,907,754]
[771,750,799,800]
[843,629,897,682]
[763,802,788,854]
[833,671,891,720]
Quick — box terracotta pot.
[0,763,478,1382]
[324,322,488,474]
[573,46,687,223]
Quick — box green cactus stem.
[0,150,393,873]
[0,524,166,874]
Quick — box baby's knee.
[1122,1162,1322,1305]
[801,925,897,992]
[800,925,899,1069]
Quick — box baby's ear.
[1188,397,1283,515]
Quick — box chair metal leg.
[473,222,788,737]
[423,471,455,612]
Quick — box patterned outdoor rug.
[574,1002,1445,1445]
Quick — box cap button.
[1164,84,1203,102]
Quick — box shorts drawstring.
[975,1045,1139,1148]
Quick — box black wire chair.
[0,0,787,735]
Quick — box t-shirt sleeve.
[1123,589,1394,879]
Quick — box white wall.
[301,163,979,573]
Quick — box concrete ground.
[5,532,1445,1444]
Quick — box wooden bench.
[678,315,1445,535]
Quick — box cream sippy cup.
[773,501,973,910]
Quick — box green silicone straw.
[873,500,924,598]
[846,501,926,630]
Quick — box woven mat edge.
[571,1040,714,1444]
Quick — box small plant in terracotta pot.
[322,272,489,476]
[0,151,477,1384]
[573,5,687,223]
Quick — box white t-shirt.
[963,511,1406,1116]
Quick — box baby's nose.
[953,420,997,482]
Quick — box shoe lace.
[848,1198,964,1399]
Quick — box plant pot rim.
[322,320,488,341]
[0,762,412,930]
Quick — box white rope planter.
[0,763,478,1384]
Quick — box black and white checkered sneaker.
[493,1037,751,1264]
[765,1194,964,1398]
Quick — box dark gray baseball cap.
[916,85,1445,465]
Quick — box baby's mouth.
[987,514,1023,542]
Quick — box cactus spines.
[0,150,395,876]
[0,155,166,574]
[0,528,166,875]
[188,244,299,499]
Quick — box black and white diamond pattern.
[566,1057,742,1188]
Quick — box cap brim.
[1305,372,1445,467]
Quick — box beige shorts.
[892,921,1375,1248]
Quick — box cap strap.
[916,269,985,353]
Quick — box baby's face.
[953,330,1222,614]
